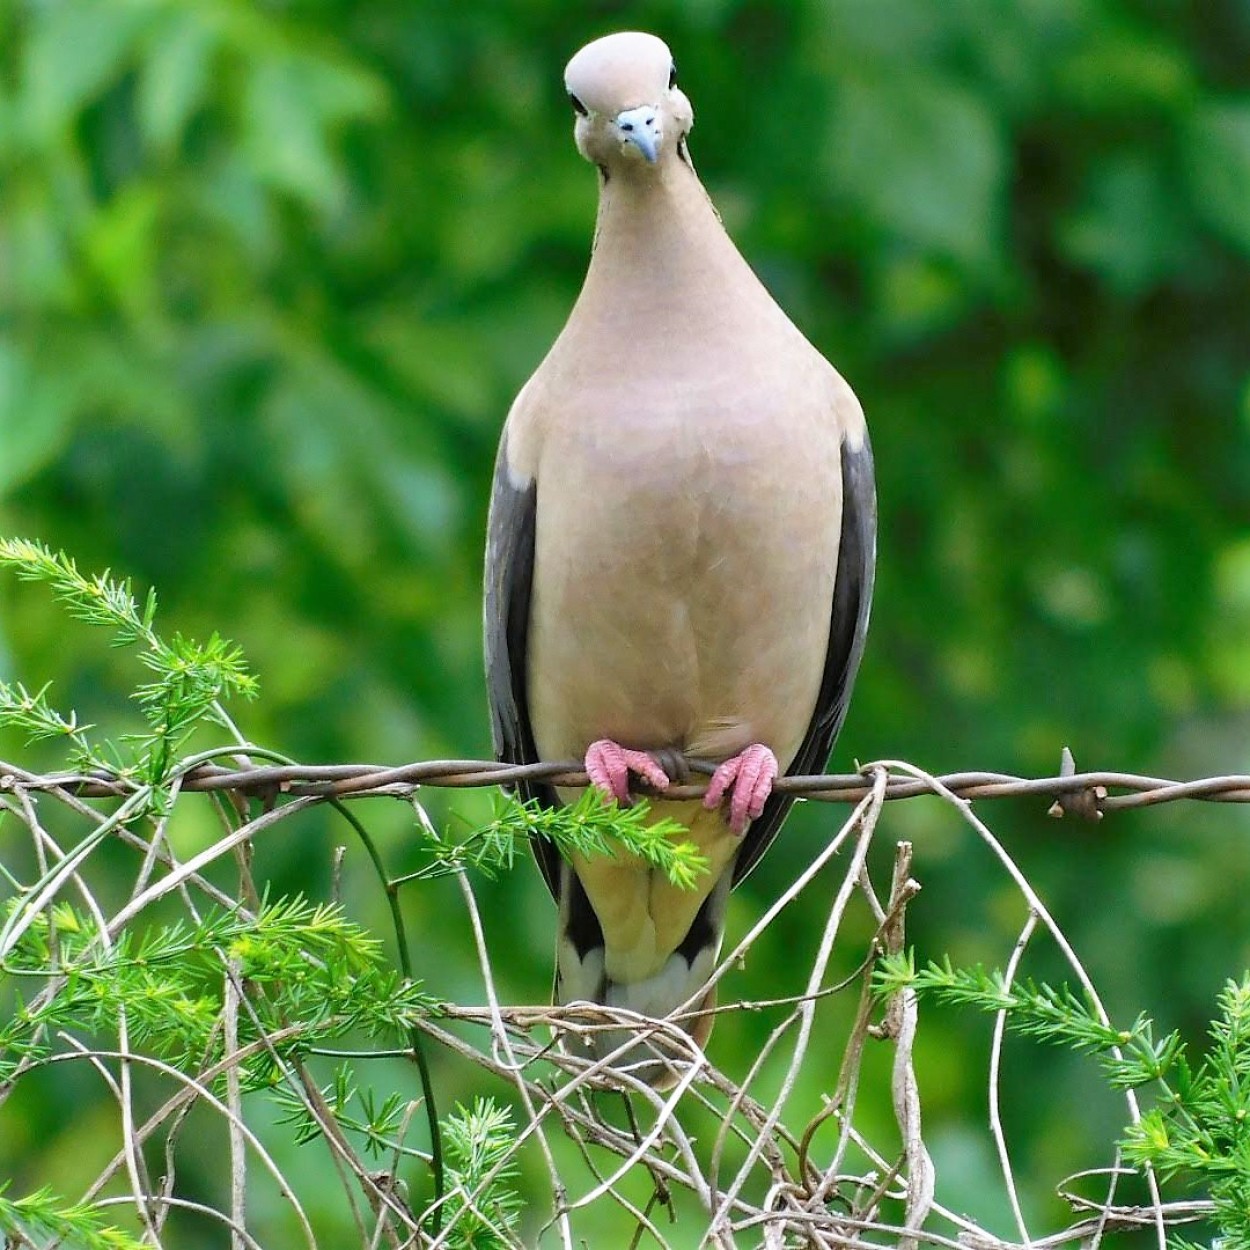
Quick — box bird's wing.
[483,429,562,896]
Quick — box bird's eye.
[569,92,588,117]
[668,63,677,89]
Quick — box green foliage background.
[1,0,1249,1242]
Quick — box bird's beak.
[614,105,662,164]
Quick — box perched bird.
[484,31,875,1075]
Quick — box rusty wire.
[3,747,1249,819]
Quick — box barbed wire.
[4,746,1250,819]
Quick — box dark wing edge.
[730,429,878,887]
[483,436,563,896]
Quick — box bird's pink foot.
[585,739,671,806]
[703,744,778,834]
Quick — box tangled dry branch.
[0,754,1227,1248]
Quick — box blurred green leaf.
[20,0,150,136]
[1055,24,1195,113]
[81,183,163,321]
[1185,101,1250,255]
[0,342,73,495]
[136,9,218,154]
[243,49,387,211]
[1209,538,1250,702]
[827,71,1007,267]
[1058,151,1191,294]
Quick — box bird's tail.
[553,835,735,1088]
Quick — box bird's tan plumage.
[484,31,875,1077]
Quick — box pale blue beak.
[615,106,662,164]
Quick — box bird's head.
[564,32,693,174]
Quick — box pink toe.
[740,747,777,823]
[585,739,670,806]
[703,759,736,810]
[625,750,671,793]
[585,740,629,804]
[704,745,778,834]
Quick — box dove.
[484,30,875,1079]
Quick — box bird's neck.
[572,155,765,330]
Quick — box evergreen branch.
[0,681,94,752]
[0,539,257,782]
[0,539,152,644]
[0,899,436,1086]
[476,789,709,889]
[272,1062,417,1160]
[0,1185,147,1250]
[878,954,1250,1247]
[438,1098,524,1249]
[874,952,1150,1060]
[1120,976,1250,1245]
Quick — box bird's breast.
[525,380,843,770]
